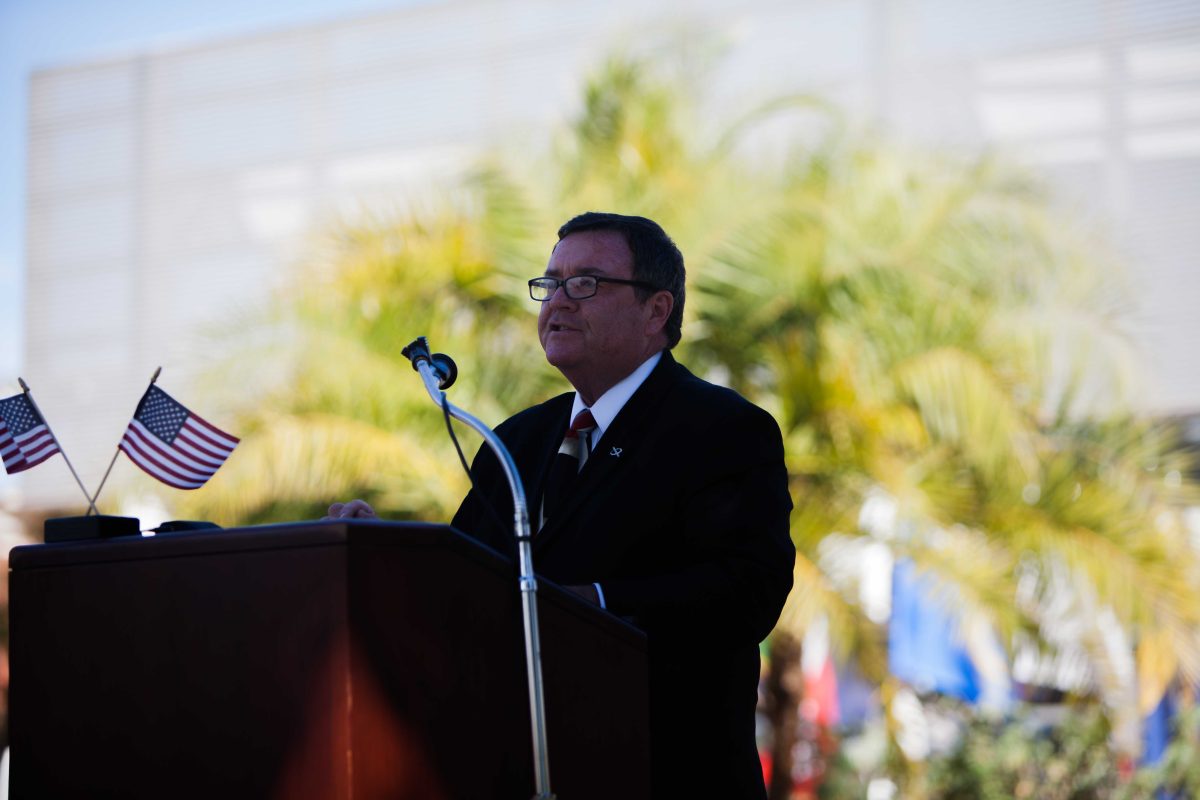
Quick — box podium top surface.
[9,519,439,569]
[8,519,646,647]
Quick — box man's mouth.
[548,323,577,333]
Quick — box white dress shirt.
[568,350,662,608]
[569,350,662,455]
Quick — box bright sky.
[0,0,420,383]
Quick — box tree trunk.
[765,632,804,800]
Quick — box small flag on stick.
[119,385,239,489]
[0,392,62,474]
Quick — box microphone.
[429,352,458,389]
[401,336,458,389]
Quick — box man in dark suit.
[331,212,794,797]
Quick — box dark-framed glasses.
[528,275,661,301]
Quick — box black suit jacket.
[452,351,794,798]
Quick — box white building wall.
[19,0,1200,509]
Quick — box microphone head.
[430,353,458,389]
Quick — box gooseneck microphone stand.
[402,337,555,800]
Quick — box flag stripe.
[186,414,240,449]
[0,422,27,471]
[14,425,52,447]
[2,442,30,471]
[171,433,227,469]
[17,437,54,460]
[0,396,60,475]
[120,435,210,487]
[15,427,56,461]
[123,432,214,484]
[119,442,206,489]
[179,420,234,460]
[17,447,58,471]
[127,420,220,474]
[121,431,211,482]
[21,441,57,463]
[124,423,217,481]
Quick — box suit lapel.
[534,352,682,549]
[524,396,572,520]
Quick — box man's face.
[537,230,662,402]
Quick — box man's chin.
[542,344,583,372]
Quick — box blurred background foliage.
[176,53,1200,796]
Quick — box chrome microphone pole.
[404,337,554,800]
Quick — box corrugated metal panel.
[29,60,139,124]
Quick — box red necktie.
[541,409,596,528]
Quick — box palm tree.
[177,186,562,524]
[693,140,1200,790]
[542,56,1200,788]
[175,52,1200,793]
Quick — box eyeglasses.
[528,275,661,301]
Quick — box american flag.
[119,385,239,489]
[0,392,62,474]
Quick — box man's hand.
[325,499,379,521]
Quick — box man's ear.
[645,290,674,337]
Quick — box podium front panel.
[9,521,649,799]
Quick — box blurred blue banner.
[889,558,980,702]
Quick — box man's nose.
[546,283,576,307]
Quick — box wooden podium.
[7,520,650,799]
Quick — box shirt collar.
[570,351,662,449]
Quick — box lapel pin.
[609,447,623,457]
